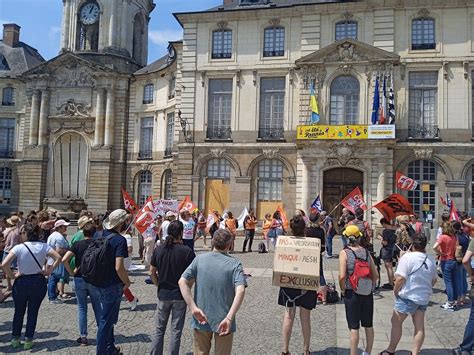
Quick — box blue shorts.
[394,297,427,315]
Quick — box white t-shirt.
[124,234,132,271]
[10,242,52,275]
[182,218,196,240]
[161,220,170,241]
[395,251,437,305]
[436,227,442,240]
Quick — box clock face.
[80,3,100,25]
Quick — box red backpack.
[348,249,373,295]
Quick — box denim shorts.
[394,297,427,315]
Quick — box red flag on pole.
[395,171,418,191]
[341,187,367,214]
[121,187,138,213]
[449,200,459,221]
[277,206,289,230]
[134,196,155,234]
[374,194,414,221]
[178,196,197,212]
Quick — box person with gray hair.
[179,229,247,354]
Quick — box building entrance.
[323,168,363,218]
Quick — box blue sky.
[0,0,220,63]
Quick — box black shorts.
[380,247,394,262]
[278,287,317,310]
[343,289,374,329]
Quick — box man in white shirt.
[161,211,176,242]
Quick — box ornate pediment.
[56,99,92,118]
[296,39,400,67]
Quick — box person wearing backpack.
[338,225,378,355]
[380,234,437,355]
[1,223,62,351]
[83,209,131,355]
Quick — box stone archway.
[323,167,363,218]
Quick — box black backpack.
[81,234,116,287]
[326,283,340,304]
[258,241,267,253]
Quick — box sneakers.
[24,340,33,350]
[381,283,394,290]
[49,299,62,304]
[129,297,138,311]
[441,302,456,311]
[76,337,88,346]
[11,339,21,348]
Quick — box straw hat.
[6,215,20,226]
[103,209,128,230]
[77,216,93,229]
[396,215,411,224]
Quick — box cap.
[54,219,70,229]
[165,211,177,218]
[343,225,362,237]
[103,209,128,230]
[77,216,93,229]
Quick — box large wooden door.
[205,179,230,214]
[323,168,363,218]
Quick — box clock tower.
[60,0,155,70]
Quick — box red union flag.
[396,171,418,191]
[178,196,197,212]
[449,200,460,222]
[121,187,138,213]
[374,194,414,221]
[341,187,367,214]
[135,196,155,234]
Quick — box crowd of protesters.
[0,206,473,355]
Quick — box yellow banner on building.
[297,125,395,140]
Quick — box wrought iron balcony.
[138,150,152,160]
[164,148,173,157]
[207,127,232,140]
[408,125,440,139]
[258,127,284,140]
[0,149,13,158]
[1,101,14,106]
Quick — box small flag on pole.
[309,82,320,124]
[395,171,418,191]
[449,200,459,221]
[388,75,396,124]
[380,76,387,124]
[310,195,322,213]
[371,76,380,124]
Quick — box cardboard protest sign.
[273,236,321,291]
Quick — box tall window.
[412,18,435,50]
[257,159,283,201]
[0,118,15,158]
[263,26,285,57]
[0,167,12,205]
[407,160,436,217]
[143,84,154,104]
[165,112,174,157]
[2,87,15,106]
[138,170,152,206]
[212,29,232,59]
[259,77,285,140]
[207,158,231,179]
[139,117,153,159]
[162,170,173,199]
[335,21,358,40]
[330,75,359,125]
[208,79,232,140]
[408,72,438,139]
[168,77,176,100]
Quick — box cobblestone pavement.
[0,234,470,354]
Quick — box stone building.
[173,0,474,222]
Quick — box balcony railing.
[0,149,13,158]
[164,148,173,157]
[258,127,284,140]
[138,150,152,160]
[207,127,232,140]
[1,101,14,106]
[408,124,440,139]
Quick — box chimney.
[3,24,21,48]
[223,0,234,5]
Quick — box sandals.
[379,351,395,355]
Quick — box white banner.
[153,199,178,217]
[368,124,395,139]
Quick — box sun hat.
[6,215,20,226]
[343,225,362,237]
[77,216,94,229]
[103,209,128,230]
[54,219,70,229]
[396,215,411,224]
[165,211,177,218]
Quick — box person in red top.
[242,209,257,253]
[433,222,459,311]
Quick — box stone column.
[61,0,71,50]
[301,159,310,211]
[120,0,129,53]
[38,89,50,146]
[104,88,115,147]
[376,159,387,204]
[94,88,106,146]
[109,2,117,48]
[28,90,41,146]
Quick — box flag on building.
[395,171,418,191]
[135,196,155,234]
[341,187,367,214]
[380,75,387,124]
[374,194,414,221]
[371,76,380,124]
[388,75,396,124]
[310,195,322,213]
[309,82,320,124]
[449,200,459,221]
[121,187,138,213]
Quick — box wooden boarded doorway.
[323,168,363,218]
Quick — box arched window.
[0,167,12,205]
[412,17,435,50]
[162,170,173,199]
[330,75,359,125]
[133,14,144,64]
[212,29,232,59]
[207,158,231,179]
[407,160,436,217]
[257,159,283,202]
[263,26,285,57]
[2,87,15,106]
[335,21,358,41]
[138,170,152,205]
